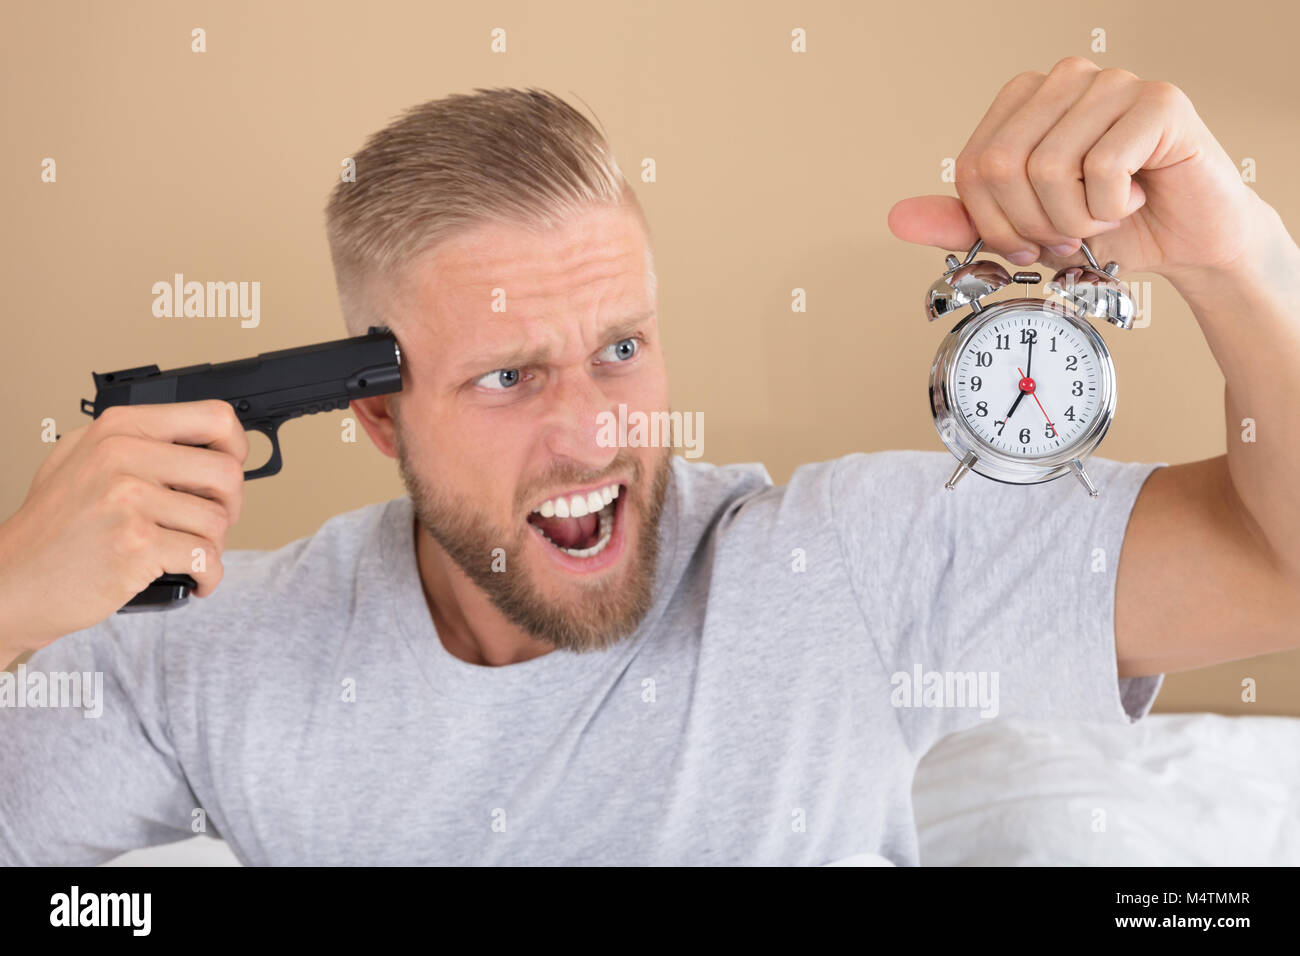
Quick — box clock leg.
[945,451,978,491]
[1069,458,1101,498]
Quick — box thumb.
[887,195,978,251]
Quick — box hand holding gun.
[76,326,403,611]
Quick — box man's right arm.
[0,401,247,863]
[0,400,248,664]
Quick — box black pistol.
[81,326,403,612]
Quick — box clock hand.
[1019,365,1058,438]
[1001,390,1027,421]
[1025,336,1034,379]
[1000,369,1035,421]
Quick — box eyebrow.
[455,311,654,376]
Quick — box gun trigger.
[243,421,284,480]
[80,398,95,417]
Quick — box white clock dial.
[952,308,1103,458]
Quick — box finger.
[887,195,978,250]
[981,58,1100,249]
[96,400,250,469]
[98,434,245,525]
[954,71,1046,263]
[1029,70,1144,238]
[955,187,1041,265]
[145,483,232,553]
[1082,84,1195,222]
[153,527,224,598]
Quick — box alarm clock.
[924,238,1137,497]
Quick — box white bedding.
[913,712,1300,865]
[103,713,1300,866]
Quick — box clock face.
[951,307,1106,458]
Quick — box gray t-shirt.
[0,450,1164,866]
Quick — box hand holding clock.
[890,57,1300,676]
[886,56,1271,281]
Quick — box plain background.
[2,0,1297,714]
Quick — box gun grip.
[116,421,283,612]
[243,421,284,480]
[119,573,197,612]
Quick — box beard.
[393,419,671,654]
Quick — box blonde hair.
[325,87,645,335]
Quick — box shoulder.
[164,496,407,654]
[217,497,397,595]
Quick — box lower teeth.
[535,501,614,558]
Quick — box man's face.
[383,202,672,652]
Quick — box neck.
[412,516,555,667]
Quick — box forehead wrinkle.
[455,306,654,376]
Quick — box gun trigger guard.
[243,421,284,480]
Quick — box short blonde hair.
[325,87,644,335]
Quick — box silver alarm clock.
[925,238,1137,497]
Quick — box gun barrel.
[87,326,401,422]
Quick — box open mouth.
[527,482,623,559]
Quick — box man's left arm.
[888,57,1300,678]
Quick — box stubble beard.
[394,422,672,654]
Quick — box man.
[1,60,1297,865]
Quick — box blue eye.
[476,368,521,390]
[600,338,639,362]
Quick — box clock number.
[1045,423,1055,439]
[1072,380,1083,396]
[1049,336,1057,352]
[1020,329,1037,345]
[1065,355,1078,371]
[994,419,1007,436]
[995,334,1010,350]
[1018,428,1031,444]
[975,351,992,367]
[970,375,982,392]
[975,401,988,417]
[1064,405,1076,422]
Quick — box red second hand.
[1018,366,1058,437]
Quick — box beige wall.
[3,0,1297,713]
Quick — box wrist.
[0,522,37,661]
[1160,195,1298,304]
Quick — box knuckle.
[977,144,1024,185]
[104,473,146,510]
[220,454,245,493]
[115,516,154,561]
[1052,56,1098,75]
[1098,67,1140,87]
[95,404,128,430]
[1026,148,1077,184]
[91,406,132,441]
[1082,147,1122,181]
[200,399,238,436]
[1143,79,1186,110]
[95,433,135,472]
[203,499,230,547]
[953,152,983,186]
[1000,70,1045,96]
[204,398,235,420]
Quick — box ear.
[350,394,400,459]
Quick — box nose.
[539,369,620,475]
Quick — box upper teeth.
[533,483,620,519]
